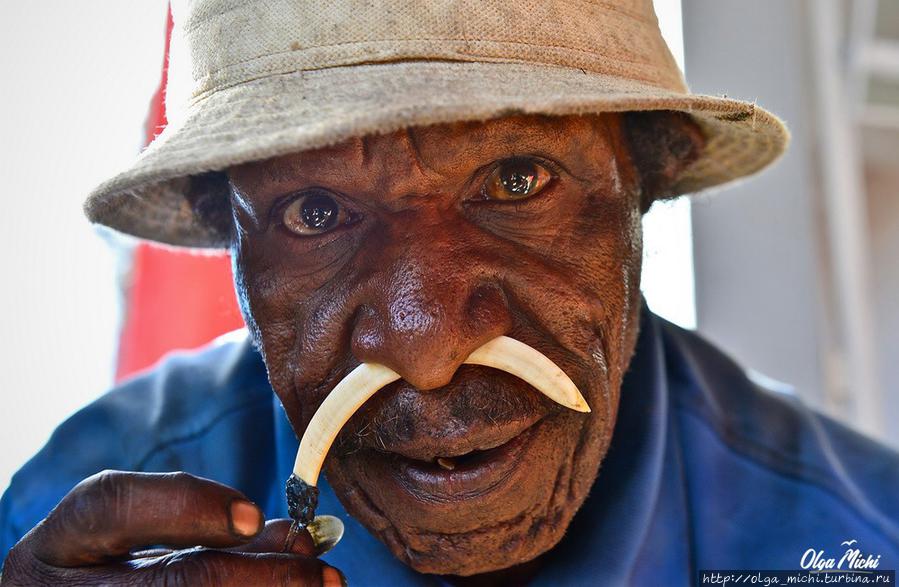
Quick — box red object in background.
[115,6,244,381]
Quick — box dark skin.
[1,471,346,586]
[231,113,647,580]
[1,112,703,585]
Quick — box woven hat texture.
[85,0,789,248]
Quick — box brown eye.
[282,191,347,236]
[483,159,553,201]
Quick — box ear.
[621,111,706,213]
[186,170,235,247]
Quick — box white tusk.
[292,336,589,486]
[293,363,400,485]
[463,336,591,414]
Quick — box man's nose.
[349,239,512,390]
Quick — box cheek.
[231,228,368,423]
[580,191,644,344]
[569,180,642,267]
[533,186,644,385]
[231,233,310,392]
[568,184,643,336]
[546,185,643,312]
[578,194,644,308]
[230,234,263,346]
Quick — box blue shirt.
[2,305,898,585]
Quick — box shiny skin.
[2,112,701,586]
[0,471,344,586]
[227,113,696,579]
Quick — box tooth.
[463,336,590,413]
[292,363,401,486]
[436,457,456,470]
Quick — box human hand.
[0,471,346,586]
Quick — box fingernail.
[322,566,348,587]
[307,515,345,555]
[229,499,262,537]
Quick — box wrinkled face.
[227,114,646,576]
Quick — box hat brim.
[84,60,789,248]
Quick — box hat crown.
[88,0,787,248]
[167,0,685,122]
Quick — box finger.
[231,519,317,556]
[140,551,346,587]
[28,470,264,567]
[228,519,330,557]
[22,550,346,587]
[231,518,341,558]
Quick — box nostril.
[349,313,457,390]
[467,282,507,315]
[349,307,388,364]
[464,282,512,337]
[349,281,512,392]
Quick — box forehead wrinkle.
[355,133,398,197]
[260,156,304,184]
[358,134,374,169]
[487,115,556,148]
[295,136,378,188]
[353,127,452,201]
[404,127,440,177]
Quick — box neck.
[438,556,545,587]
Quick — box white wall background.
[0,1,169,492]
[642,0,698,330]
[866,131,899,447]
[684,0,828,406]
[683,0,897,446]
[0,1,694,494]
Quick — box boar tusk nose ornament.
[285,335,590,531]
[464,336,591,414]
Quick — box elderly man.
[2,1,898,585]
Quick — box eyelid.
[486,155,563,177]
[270,187,361,236]
[270,188,344,223]
[476,155,560,202]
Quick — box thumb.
[233,517,344,557]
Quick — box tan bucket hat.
[84,0,789,248]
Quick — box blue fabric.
[2,305,898,585]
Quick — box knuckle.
[163,471,195,486]
[42,470,133,555]
[78,470,130,503]
[72,471,130,532]
[162,471,202,513]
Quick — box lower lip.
[375,419,545,502]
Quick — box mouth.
[286,336,590,526]
[332,367,553,502]
[361,415,547,502]
[396,416,544,495]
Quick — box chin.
[321,373,616,576]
